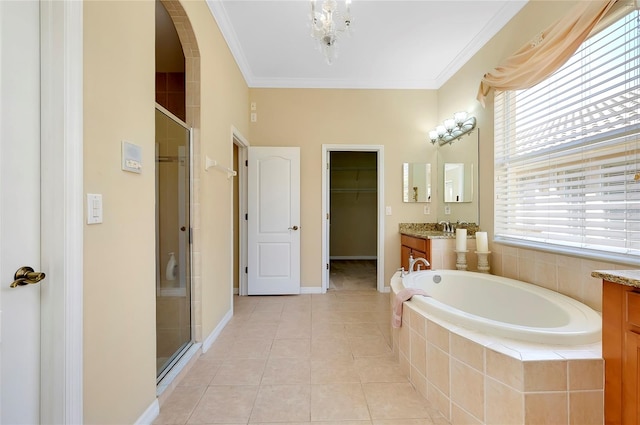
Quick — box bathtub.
[399,269,601,345]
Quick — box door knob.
[288,225,299,231]
[10,266,46,288]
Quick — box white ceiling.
[206,0,528,89]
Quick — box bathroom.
[36,0,638,423]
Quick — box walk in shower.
[155,105,192,380]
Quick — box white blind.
[494,9,640,258]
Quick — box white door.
[247,147,300,295]
[0,1,42,423]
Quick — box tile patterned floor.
[153,291,448,425]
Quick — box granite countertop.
[591,270,640,289]
[399,222,478,239]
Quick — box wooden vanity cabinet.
[400,234,431,271]
[603,280,640,424]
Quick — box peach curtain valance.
[477,0,618,107]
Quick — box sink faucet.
[439,220,451,233]
[408,254,430,273]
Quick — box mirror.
[443,163,472,202]
[437,129,479,222]
[402,163,431,202]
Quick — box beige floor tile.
[235,323,278,340]
[186,385,257,424]
[261,357,310,385]
[363,382,432,419]
[276,321,312,339]
[311,337,353,360]
[209,358,266,386]
[345,322,384,338]
[249,384,311,423]
[311,357,360,384]
[372,420,435,425]
[226,338,272,359]
[312,322,347,339]
[349,336,392,357]
[270,338,311,358]
[311,383,371,421]
[354,356,409,383]
[178,359,222,387]
[154,386,206,425]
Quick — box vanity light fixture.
[429,112,476,146]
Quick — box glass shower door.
[155,107,192,380]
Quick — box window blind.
[494,9,640,258]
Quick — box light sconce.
[429,112,476,146]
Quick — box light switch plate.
[87,193,103,224]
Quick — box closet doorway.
[322,145,385,292]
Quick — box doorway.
[322,145,385,293]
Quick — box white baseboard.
[202,308,234,353]
[380,286,391,293]
[134,399,160,425]
[233,287,239,295]
[300,286,322,294]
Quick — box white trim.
[156,343,202,396]
[202,309,233,353]
[300,287,323,294]
[133,399,160,425]
[39,1,84,423]
[321,145,385,293]
[233,287,239,295]
[231,127,249,297]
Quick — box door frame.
[39,1,84,422]
[232,127,249,297]
[321,144,385,293]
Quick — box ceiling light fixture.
[310,0,352,65]
[429,112,477,146]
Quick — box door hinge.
[326,263,329,270]
[326,213,330,220]
[245,266,248,274]
[245,213,248,220]
[245,160,248,166]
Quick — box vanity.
[592,270,640,424]
[399,223,478,271]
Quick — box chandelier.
[310,0,352,65]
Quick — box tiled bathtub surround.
[390,277,604,425]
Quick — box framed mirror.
[443,163,473,203]
[402,163,431,202]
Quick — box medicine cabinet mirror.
[402,163,431,203]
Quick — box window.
[494,9,640,262]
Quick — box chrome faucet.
[408,255,430,273]
[439,220,451,233]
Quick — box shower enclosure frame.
[155,103,194,383]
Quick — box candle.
[476,231,489,252]
[456,228,467,251]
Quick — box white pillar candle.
[476,231,489,252]
[455,228,467,251]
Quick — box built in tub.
[399,269,601,345]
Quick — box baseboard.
[202,308,234,353]
[300,286,322,294]
[134,399,160,425]
[329,256,377,260]
[233,287,239,295]
[380,286,391,293]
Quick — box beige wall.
[83,0,248,423]
[248,89,439,287]
[83,1,157,423]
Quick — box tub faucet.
[408,255,430,273]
